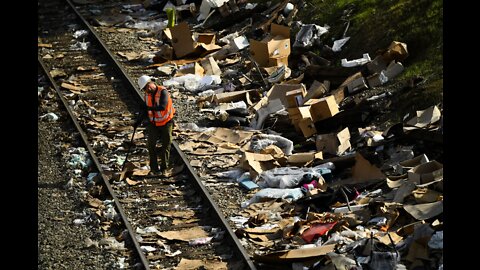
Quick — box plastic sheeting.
[293,24,329,48]
[249,134,293,155]
[242,188,304,207]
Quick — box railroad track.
[38,0,255,269]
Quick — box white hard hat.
[137,75,152,90]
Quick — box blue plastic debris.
[239,180,259,190]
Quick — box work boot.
[148,167,160,176]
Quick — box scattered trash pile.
[67,0,442,268]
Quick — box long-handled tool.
[121,124,138,171]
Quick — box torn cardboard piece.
[352,153,385,182]
[157,227,208,241]
[404,201,443,220]
[406,105,441,128]
[242,151,279,178]
[407,160,443,185]
[254,244,336,263]
[287,152,323,166]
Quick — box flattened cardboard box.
[309,95,339,122]
[407,160,443,185]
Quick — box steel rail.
[38,57,151,270]
[172,141,257,269]
[63,1,257,268]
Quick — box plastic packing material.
[177,122,212,132]
[244,187,304,207]
[124,20,168,32]
[40,112,59,121]
[249,134,294,155]
[341,53,371,67]
[293,24,330,48]
[215,168,244,179]
[332,37,350,52]
[165,74,222,92]
[73,30,89,39]
[141,246,156,252]
[327,252,361,270]
[283,3,294,15]
[189,236,213,245]
[366,251,400,270]
[237,172,251,183]
[70,41,90,51]
[258,166,323,189]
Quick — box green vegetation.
[298,0,443,80]
[297,0,443,122]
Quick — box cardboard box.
[382,41,408,63]
[384,61,404,79]
[287,106,311,119]
[250,24,290,67]
[268,55,289,67]
[407,160,443,185]
[347,76,368,94]
[285,89,305,108]
[267,84,305,108]
[309,95,339,122]
[170,22,196,58]
[331,88,345,104]
[303,80,327,103]
[367,55,388,74]
[287,106,311,133]
[366,72,388,87]
[170,22,221,58]
[176,62,204,76]
[298,118,317,138]
[315,127,351,155]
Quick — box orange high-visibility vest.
[145,86,175,126]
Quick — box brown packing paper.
[157,227,208,241]
[152,209,196,219]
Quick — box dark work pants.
[146,120,173,171]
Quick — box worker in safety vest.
[135,75,175,176]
